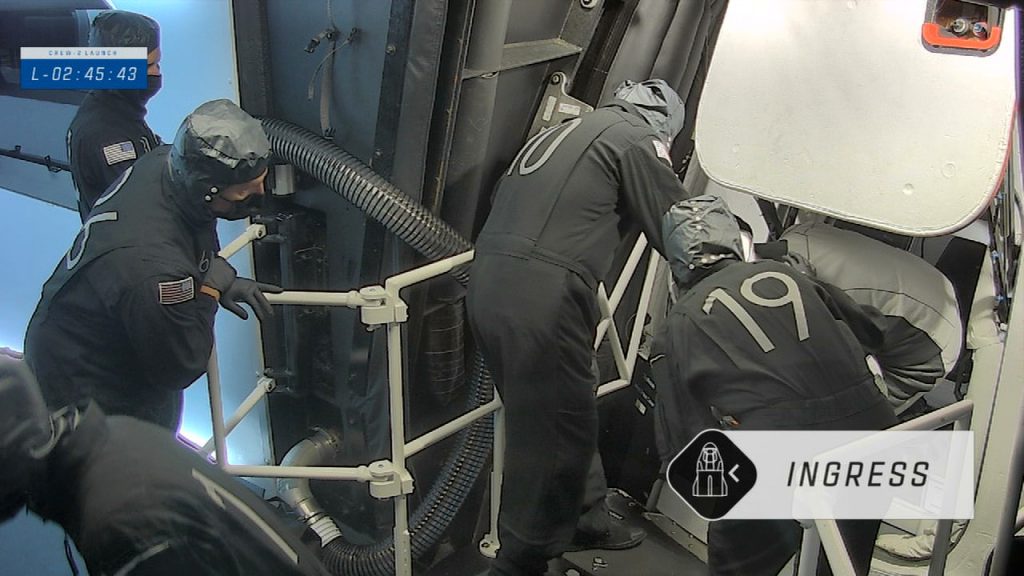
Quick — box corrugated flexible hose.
[261,118,472,283]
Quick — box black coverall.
[652,260,898,576]
[68,91,160,222]
[32,403,330,576]
[466,101,687,575]
[25,147,218,430]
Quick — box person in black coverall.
[25,99,281,431]
[466,79,690,576]
[650,195,898,576]
[0,356,330,576]
[68,10,164,222]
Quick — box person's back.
[652,195,896,576]
[0,357,329,576]
[662,258,892,431]
[478,86,685,284]
[46,406,327,575]
[68,10,163,221]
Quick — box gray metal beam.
[463,38,582,79]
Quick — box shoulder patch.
[652,139,672,163]
[102,141,137,166]
[158,277,195,305]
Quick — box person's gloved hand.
[781,252,817,278]
[202,256,282,321]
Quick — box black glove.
[781,252,817,278]
[202,256,282,321]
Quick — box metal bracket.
[525,72,594,139]
[368,460,415,499]
[358,286,409,326]
[463,39,583,80]
[258,375,277,394]
[478,534,501,559]
[271,163,296,196]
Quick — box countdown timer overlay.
[21,47,147,90]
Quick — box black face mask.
[140,74,162,104]
[110,74,161,109]
[213,194,262,221]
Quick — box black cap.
[89,11,160,52]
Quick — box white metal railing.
[595,235,664,398]
[797,399,975,576]
[199,375,274,457]
[203,227,663,575]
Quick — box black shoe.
[566,521,647,552]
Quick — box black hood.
[662,194,744,286]
[89,10,160,51]
[86,85,150,119]
[167,99,271,227]
[88,11,161,112]
[605,79,685,143]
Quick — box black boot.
[566,517,646,552]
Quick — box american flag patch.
[158,277,195,305]
[102,140,137,166]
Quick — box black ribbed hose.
[261,118,472,283]
[425,302,467,406]
[261,119,493,576]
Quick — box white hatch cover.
[695,0,1017,236]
